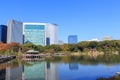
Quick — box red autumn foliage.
[0,42,20,52]
[0,42,10,51]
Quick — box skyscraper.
[46,23,58,45]
[23,23,58,46]
[0,25,7,43]
[23,23,46,46]
[68,35,78,44]
[7,20,23,44]
[7,20,58,46]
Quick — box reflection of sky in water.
[59,63,120,80]
[1,61,120,80]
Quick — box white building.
[46,23,58,45]
[7,20,58,45]
[7,20,23,44]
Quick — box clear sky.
[0,0,120,43]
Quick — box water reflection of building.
[5,65,23,80]
[0,69,6,80]
[68,35,78,44]
[69,63,79,70]
[23,62,58,80]
[23,62,45,80]
[45,62,58,80]
[4,61,58,80]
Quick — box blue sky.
[0,0,120,43]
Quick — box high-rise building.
[68,35,78,44]
[46,23,58,45]
[0,25,7,43]
[7,20,58,46]
[7,20,23,44]
[23,23,46,46]
[23,23,58,46]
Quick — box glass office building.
[68,35,78,44]
[23,23,46,46]
[0,25,7,43]
[23,23,58,46]
[7,20,23,44]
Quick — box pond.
[0,58,120,80]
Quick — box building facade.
[23,23,58,46]
[46,23,58,45]
[7,20,58,46]
[68,35,78,44]
[0,25,7,43]
[7,20,23,44]
[23,23,46,46]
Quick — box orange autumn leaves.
[0,42,20,52]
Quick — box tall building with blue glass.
[23,23,46,46]
[0,25,7,43]
[68,35,78,44]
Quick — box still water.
[0,59,120,80]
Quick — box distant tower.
[0,25,7,43]
[7,20,23,44]
[68,35,78,44]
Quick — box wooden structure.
[23,50,45,61]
